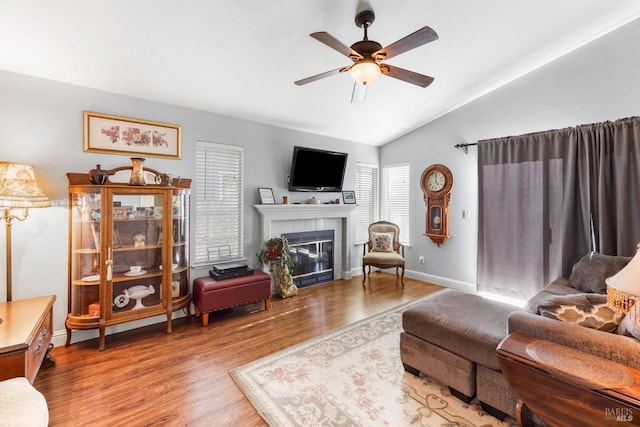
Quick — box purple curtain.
[478,117,640,299]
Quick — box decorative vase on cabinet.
[65,164,191,350]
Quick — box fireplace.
[283,230,334,288]
[254,203,357,294]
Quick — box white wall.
[0,71,378,344]
[381,17,640,292]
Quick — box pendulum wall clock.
[420,164,453,246]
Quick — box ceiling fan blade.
[310,32,363,60]
[351,83,366,103]
[382,64,434,88]
[294,66,350,86]
[374,26,438,60]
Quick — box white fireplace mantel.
[255,203,357,279]
[255,203,356,221]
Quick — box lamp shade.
[0,162,50,209]
[606,250,640,314]
[350,60,381,86]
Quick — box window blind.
[194,141,244,266]
[355,163,378,243]
[382,163,410,245]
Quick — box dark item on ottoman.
[193,270,271,327]
[209,261,253,280]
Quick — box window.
[478,117,640,300]
[194,141,244,266]
[355,163,378,243]
[382,163,410,245]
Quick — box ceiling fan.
[294,10,438,102]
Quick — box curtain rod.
[454,142,477,154]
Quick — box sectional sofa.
[400,252,639,419]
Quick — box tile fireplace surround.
[254,204,357,290]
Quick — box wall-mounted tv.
[288,146,348,192]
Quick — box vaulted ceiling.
[1,1,639,146]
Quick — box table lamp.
[0,162,50,309]
[606,248,640,320]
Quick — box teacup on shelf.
[129,265,142,274]
[159,263,178,271]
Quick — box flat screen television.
[288,146,348,192]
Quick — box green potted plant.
[257,236,297,298]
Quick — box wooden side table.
[497,332,640,426]
[0,295,56,384]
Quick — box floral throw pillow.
[372,232,394,252]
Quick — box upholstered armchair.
[362,221,405,286]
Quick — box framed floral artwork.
[83,111,182,159]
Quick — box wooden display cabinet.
[65,165,191,350]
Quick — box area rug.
[230,299,516,427]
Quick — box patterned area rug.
[231,300,516,426]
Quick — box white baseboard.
[351,267,476,293]
[51,330,68,348]
[51,309,191,348]
[405,270,476,293]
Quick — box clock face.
[426,171,446,192]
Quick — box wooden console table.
[497,332,640,426]
[0,295,56,384]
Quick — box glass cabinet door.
[67,168,192,351]
[170,189,190,301]
[69,190,102,324]
[109,190,166,318]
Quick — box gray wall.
[0,71,378,344]
[381,17,640,296]
[2,16,638,343]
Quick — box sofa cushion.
[531,292,606,311]
[526,277,583,313]
[539,301,624,332]
[568,252,631,294]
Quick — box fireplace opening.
[283,230,334,288]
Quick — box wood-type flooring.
[35,273,441,426]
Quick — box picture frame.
[258,188,276,204]
[83,111,182,159]
[171,281,180,298]
[342,190,356,204]
[113,207,126,219]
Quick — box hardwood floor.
[35,273,441,426]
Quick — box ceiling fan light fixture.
[350,60,381,85]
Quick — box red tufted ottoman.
[192,270,271,327]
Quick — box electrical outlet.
[419,256,425,264]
